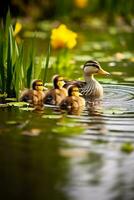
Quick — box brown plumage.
[60,85,85,114]
[44,75,67,105]
[64,60,110,100]
[19,80,47,106]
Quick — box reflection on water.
[0,83,134,200]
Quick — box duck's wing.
[60,97,72,109]
[64,80,86,89]
[44,90,56,105]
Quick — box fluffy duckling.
[60,85,85,112]
[20,80,47,106]
[65,60,110,100]
[44,75,67,105]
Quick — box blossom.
[51,24,77,49]
[74,0,88,8]
[13,22,22,36]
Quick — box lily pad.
[19,107,35,111]
[7,102,29,107]
[6,121,18,125]
[5,98,17,102]
[111,71,124,76]
[0,93,7,98]
[42,115,62,119]
[74,55,93,62]
[121,143,134,153]
[0,104,9,108]
[52,125,85,136]
[98,78,118,84]
[124,77,134,82]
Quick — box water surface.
[0,27,134,200]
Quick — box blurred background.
[1,0,134,24]
[0,2,134,200]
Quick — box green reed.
[0,12,50,99]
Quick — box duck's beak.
[79,92,83,97]
[98,67,110,75]
[43,86,48,91]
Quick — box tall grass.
[0,12,50,99]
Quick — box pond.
[0,25,134,200]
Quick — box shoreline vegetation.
[1,0,134,25]
[0,0,134,102]
[0,11,51,100]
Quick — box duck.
[19,79,47,106]
[64,60,110,100]
[60,85,85,114]
[44,75,67,105]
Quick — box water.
[0,27,134,199]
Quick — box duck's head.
[32,80,44,91]
[68,85,81,97]
[53,75,65,89]
[83,60,110,76]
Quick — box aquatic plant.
[0,11,50,99]
[50,24,77,74]
[121,142,134,154]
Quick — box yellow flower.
[51,24,77,49]
[74,0,88,8]
[13,22,22,36]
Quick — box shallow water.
[0,83,134,200]
[0,28,134,199]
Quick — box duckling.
[64,60,110,100]
[44,75,67,105]
[20,80,47,106]
[60,85,85,113]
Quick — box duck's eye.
[36,84,43,86]
[72,89,79,92]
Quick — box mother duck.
[65,60,110,100]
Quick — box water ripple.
[69,84,134,144]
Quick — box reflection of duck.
[60,85,85,115]
[20,80,47,106]
[65,60,110,100]
[44,75,67,105]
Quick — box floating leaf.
[5,98,17,102]
[52,125,85,135]
[7,101,29,107]
[121,143,134,154]
[111,71,124,76]
[0,93,7,98]
[42,115,62,119]
[19,107,35,111]
[74,55,93,62]
[124,77,134,82]
[0,104,9,108]
[6,121,18,125]
[98,78,118,84]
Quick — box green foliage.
[0,12,50,99]
[121,142,134,154]
[43,42,51,84]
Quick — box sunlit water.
[0,25,134,199]
[0,83,134,200]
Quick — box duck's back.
[80,79,103,99]
[44,88,67,105]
